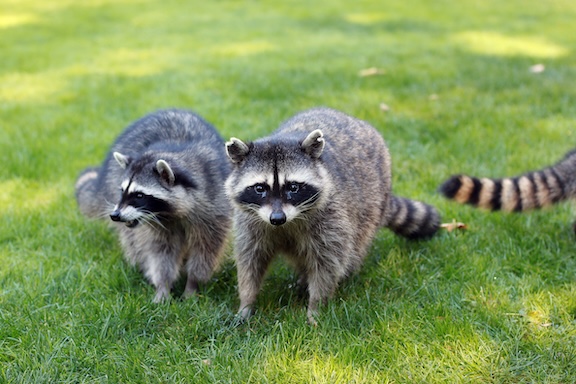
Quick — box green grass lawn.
[2,0,576,382]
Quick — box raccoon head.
[109,152,191,228]
[225,130,330,226]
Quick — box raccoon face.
[237,174,321,226]
[225,130,330,226]
[110,152,177,228]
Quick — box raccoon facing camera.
[225,107,441,325]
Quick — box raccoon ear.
[226,138,250,163]
[156,159,175,186]
[113,152,131,169]
[302,129,325,159]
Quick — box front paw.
[153,286,171,303]
[306,308,318,327]
[238,305,254,320]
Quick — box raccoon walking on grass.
[75,109,231,302]
[225,107,440,324]
[439,148,576,229]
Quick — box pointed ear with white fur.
[301,129,325,159]
[226,138,251,163]
[113,152,131,169]
[156,159,175,186]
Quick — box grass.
[2,0,576,382]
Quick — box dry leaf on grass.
[530,63,545,73]
[379,103,391,112]
[441,219,467,232]
[359,67,386,77]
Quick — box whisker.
[239,203,262,214]
[91,199,117,220]
[139,210,167,230]
[299,191,321,208]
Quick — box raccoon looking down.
[439,148,576,218]
[225,107,440,324]
[75,109,231,302]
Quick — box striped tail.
[439,150,575,212]
[385,196,441,239]
[75,167,102,218]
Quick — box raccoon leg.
[235,248,274,320]
[306,274,338,326]
[153,283,171,303]
[304,253,344,326]
[295,268,309,299]
[143,247,181,303]
[183,279,199,298]
[183,248,220,298]
[117,230,175,302]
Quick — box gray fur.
[225,107,440,324]
[75,109,231,302]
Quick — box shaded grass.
[2,0,576,382]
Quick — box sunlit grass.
[0,179,65,211]
[452,31,569,58]
[345,12,390,25]
[0,13,39,29]
[213,41,277,57]
[0,73,66,103]
[1,0,576,382]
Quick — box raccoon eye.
[135,193,144,199]
[254,184,266,194]
[287,183,300,193]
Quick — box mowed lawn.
[2,0,576,382]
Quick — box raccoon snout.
[269,199,287,226]
[270,211,287,226]
[110,210,122,222]
[110,210,138,228]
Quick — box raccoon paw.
[153,287,171,303]
[306,308,318,327]
[238,305,254,320]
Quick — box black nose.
[270,211,286,226]
[110,210,122,222]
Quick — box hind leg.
[183,279,199,298]
[295,267,309,299]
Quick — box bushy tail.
[75,167,102,218]
[385,195,440,239]
[439,150,576,212]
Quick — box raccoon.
[225,107,440,324]
[75,109,231,302]
[439,148,576,228]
